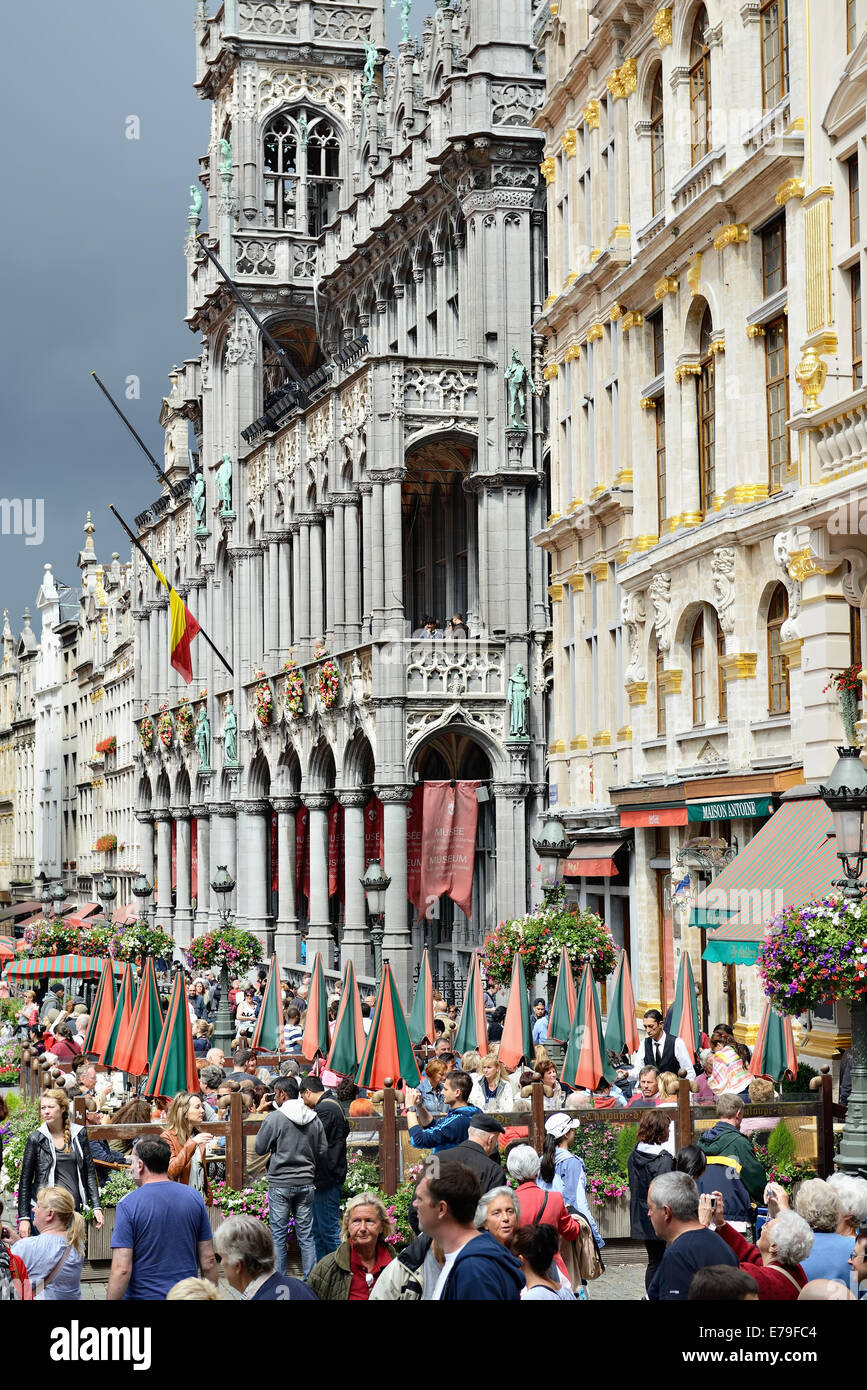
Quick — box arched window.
[650,69,665,216]
[698,308,716,513]
[263,108,341,235]
[716,614,727,722]
[689,8,712,165]
[767,586,790,714]
[656,647,667,736]
[691,615,705,725]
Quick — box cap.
[544,1112,580,1139]
[468,1113,505,1135]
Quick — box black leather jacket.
[17,1124,102,1221]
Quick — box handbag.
[564,1213,603,1284]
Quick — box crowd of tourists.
[1,972,864,1302]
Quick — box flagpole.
[109,504,234,676]
[194,236,306,389]
[90,372,177,494]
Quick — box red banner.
[296,805,309,902]
[191,819,198,901]
[328,801,344,900]
[406,784,425,915]
[419,781,480,919]
[364,795,383,869]
[271,812,278,895]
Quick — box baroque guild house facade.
[131,0,552,998]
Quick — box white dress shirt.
[626,1031,695,1082]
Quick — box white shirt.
[242,1272,271,1300]
[432,1250,460,1301]
[626,1031,696,1082]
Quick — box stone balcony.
[233,230,319,283]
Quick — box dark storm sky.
[0,0,425,634]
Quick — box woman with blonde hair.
[161,1091,215,1203]
[308,1192,394,1300]
[9,1186,86,1300]
[166,1276,224,1300]
[469,1052,515,1112]
[459,1049,483,1085]
[17,1088,102,1237]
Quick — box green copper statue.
[219,136,232,176]
[189,185,203,219]
[362,39,378,98]
[195,705,211,772]
[392,0,412,42]
[192,472,208,533]
[216,454,233,516]
[505,349,537,431]
[507,663,530,739]
[223,700,238,766]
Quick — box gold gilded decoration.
[658,668,683,694]
[590,561,609,581]
[780,638,803,669]
[589,248,602,261]
[746,323,766,339]
[543,292,558,310]
[609,303,625,322]
[714,223,749,250]
[625,680,649,705]
[619,59,637,95]
[567,500,584,515]
[593,730,612,747]
[590,484,607,500]
[548,740,566,754]
[615,545,632,564]
[541,157,556,184]
[572,735,589,749]
[562,271,579,289]
[587,323,604,342]
[583,100,600,129]
[622,310,644,333]
[565,343,582,361]
[607,69,624,100]
[687,253,702,297]
[561,128,577,158]
[786,547,836,581]
[616,725,633,741]
[775,178,806,205]
[674,362,701,383]
[708,339,726,356]
[547,583,564,602]
[612,468,633,485]
[720,653,758,680]
[678,511,703,527]
[794,344,828,412]
[652,7,673,47]
[654,275,679,300]
[567,573,585,590]
[805,200,833,333]
[633,535,659,550]
[640,397,658,410]
[546,518,562,532]
[542,362,559,380]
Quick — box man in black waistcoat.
[617,1008,696,1086]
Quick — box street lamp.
[819,746,867,1177]
[532,815,573,905]
[131,873,152,925]
[50,881,67,916]
[40,877,53,919]
[361,860,390,982]
[210,864,237,1056]
[98,874,117,922]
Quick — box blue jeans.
[312,1185,342,1263]
[268,1184,316,1279]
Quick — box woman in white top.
[469,1053,515,1112]
[513,1223,576,1301]
[11,1186,85,1300]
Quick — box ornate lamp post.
[532,816,573,906]
[819,747,867,1176]
[50,881,67,918]
[210,865,236,1056]
[361,860,390,984]
[40,877,53,919]
[98,873,118,923]
[130,873,152,926]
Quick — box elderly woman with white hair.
[774,1178,856,1287]
[213,1215,318,1301]
[698,1185,812,1299]
[474,1186,519,1249]
[826,1171,867,1238]
[506,1144,584,1289]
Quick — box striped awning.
[691,793,838,930]
[3,954,126,982]
[564,839,624,878]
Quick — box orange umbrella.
[355,962,420,1091]
[100,963,137,1068]
[498,952,534,1071]
[110,957,164,1076]
[82,959,117,1056]
[301,953,330,1060]
[604,949,640,1057]
[561,964,616,1091]
[548,946,577,1044]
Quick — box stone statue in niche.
[195,706,211,772]
[216,454,234,516]
[223,699,238,766]
[507,663,530,739]
[504,349,536,431]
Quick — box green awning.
[702,938,762,966]
[689,907,735,929]
[687,796,772,823]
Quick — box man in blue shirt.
[646,1171,737,1300]
[405,1071,480,1154]
[107,1138,217,1300]
[531,998,549,1046]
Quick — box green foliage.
[86,1167,136,1216]
[767,1120,796,1167]
[781,1062,819,1095]
[615,1122,639,1173]
[0,1099,40,1194]
[481,882,617,990]
[0,999,21,1024]
[342,1151,381,1197]
[211,1179,271,1223]
[754,1138,817,1187]
[569,1119,630,1209]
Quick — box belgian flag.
[153,562,201,684]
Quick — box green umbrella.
[498,952,534,1071]
[99,962,138,1069]
[748,1000,797,1084]
[111,956,163,1076]
[408,947,436,1045]
[561,964,616,1090]
[454,951,489,1057]
[250,954,283,1054]
[144,968,200,1099]
[82,957,117,1056]
[326,960,366,1077]
[548,945,577,1044]
[604,949,640,1058]
[355,962,420,1091]
[300,952,331,1060]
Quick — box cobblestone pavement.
[79,1241,648,1301]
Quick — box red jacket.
[716,1222,807,1300]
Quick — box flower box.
[596,1193,630,1240]
[87,1207,116,1261]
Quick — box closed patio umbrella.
[669,950,701,1064]
[355,962,420,1092]
[144,968,200,1099]
[548,946,577,1045]
[300,952,331,1060]
[497,952,534,1072]
[561,963,616,1091]
[82,959,117,1057]
[604,949,640,1058]
[325,960,366,1077]
[100,962,138,1069]
[748,1000,797,1084]
[407,946,436,1045]
[111,956,164,1076]
[453,951,488,1057]
[250,954,284,1054]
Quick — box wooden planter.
[87,1207,116,1261]
[596,1194,631,1240]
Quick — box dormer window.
[263,108,341,235]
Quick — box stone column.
[324,506,335,647]
[272,796,300,967]
[383,475,404,628]
[153,809,174,930]
[135,812,155,902]
[278,539,292,650]
[678,367,702,523]
[250,548,264,674]
[309,520,325,642]
[190,805,210,937]
[210,803,237,927]
[172,807,194,948]
[379,785,412,999]
[304,792,332,964]
[294,523,309,647]
[371,483,385,627]
[344,500,361,645]
[236,799,272,947]
[266,541,280,666]
[338,789,369,977]
[332,501,346,648]
[492,782,529,925]
[359,485,373,629]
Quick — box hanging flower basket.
[176,699,195,745]
[139,716,154,752]
[95,736,116,754]
[316,658,339,710]
[114,922,175,963]
[157,703,174,749]
[282,660,304,718]
[255,680,274,726]
[94,834,118,853]
[480,882,617,990]
[186,927,263,975]
[823,665,863,744]
[757,896,867,1015]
